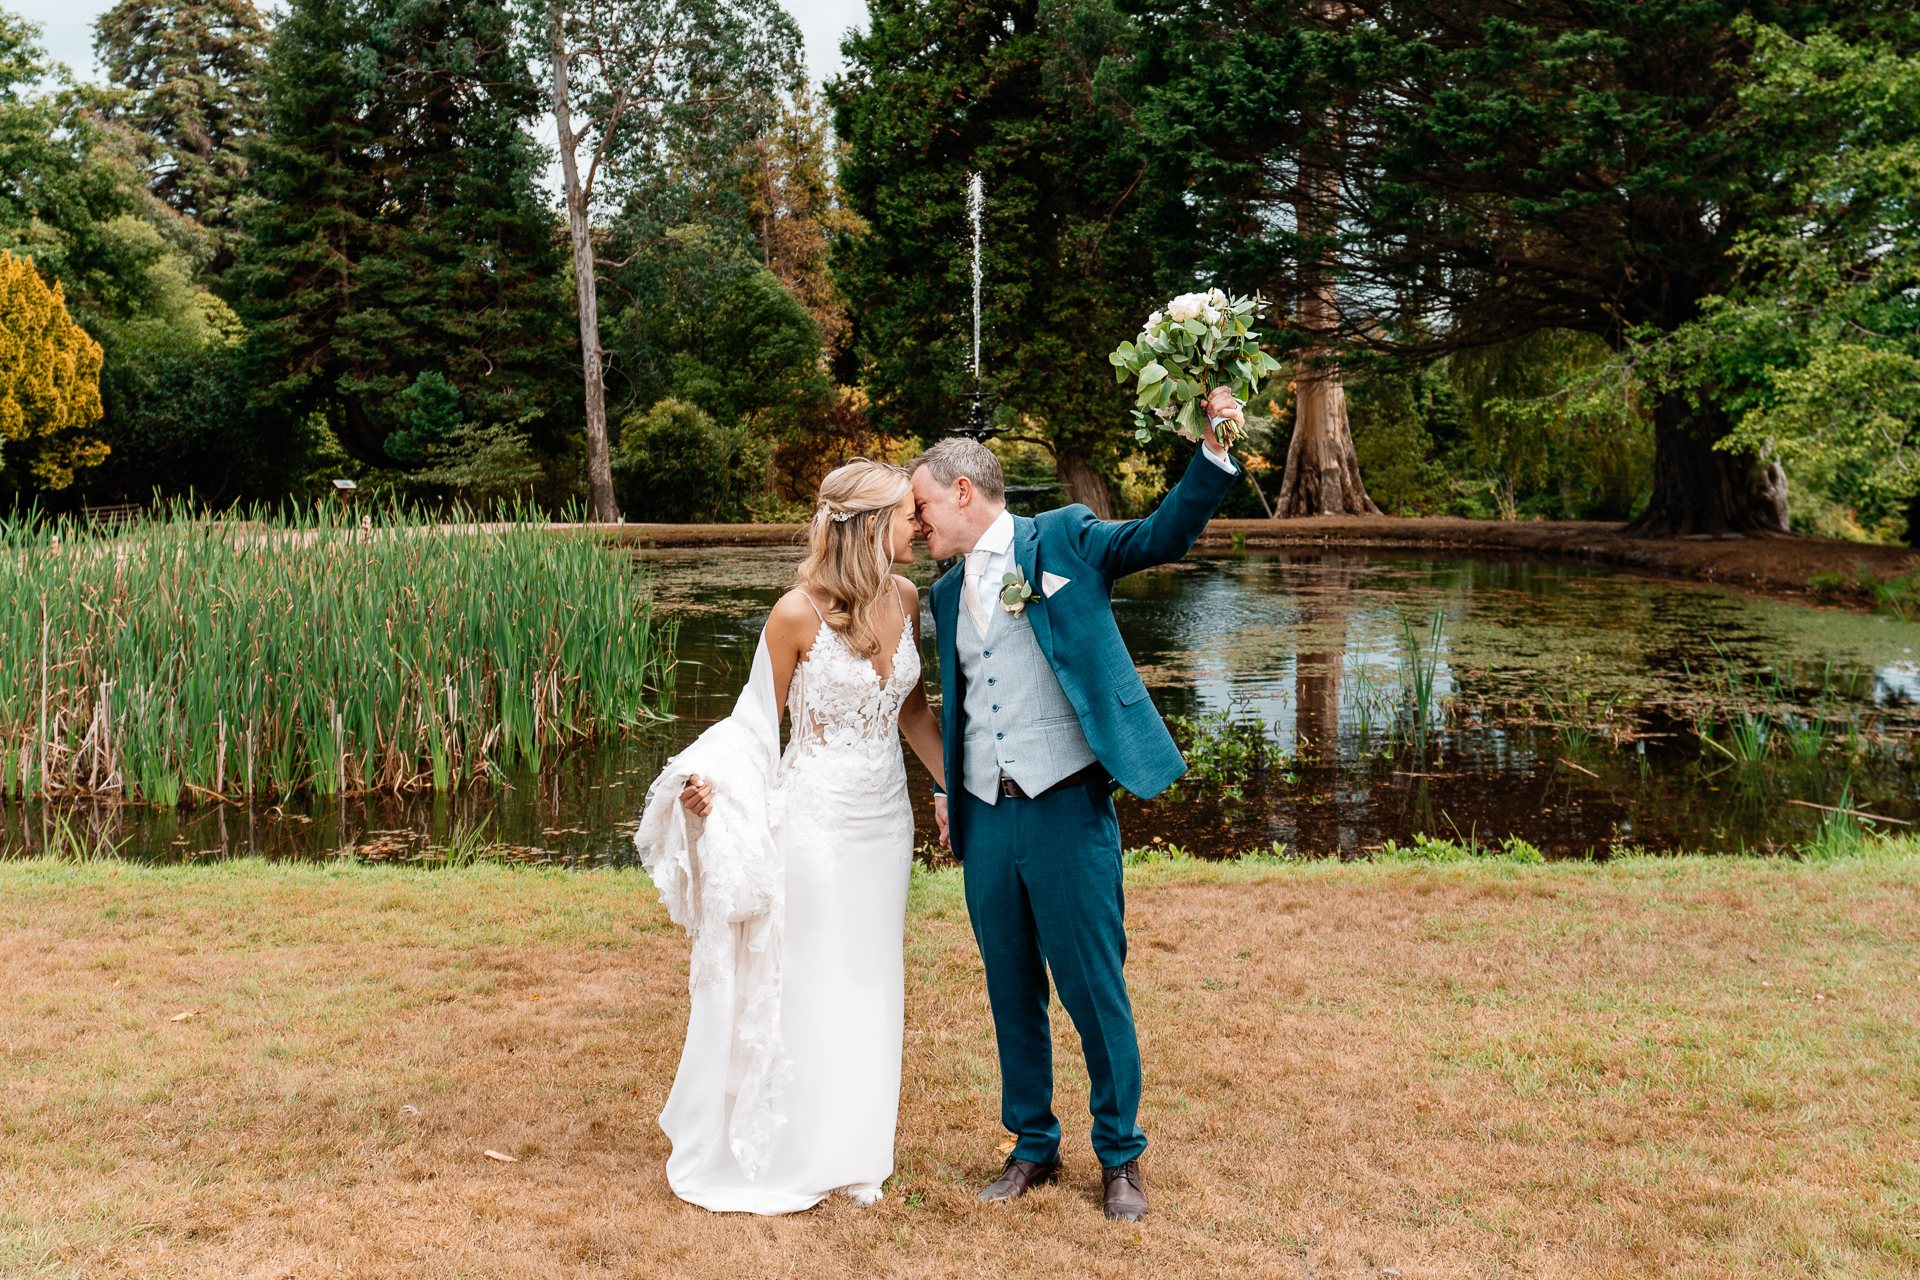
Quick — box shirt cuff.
[1201,439,1238,474]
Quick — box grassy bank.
[3,849,1916,1278]
[1,510,675,804]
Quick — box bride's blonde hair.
[797,458,913,658]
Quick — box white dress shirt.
[964,509,1018,627]
[962,441,1237,612]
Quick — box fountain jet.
[952,171,1002,443]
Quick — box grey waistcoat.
[957,595,1097,805]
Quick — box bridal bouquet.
[1108,289,1283,447]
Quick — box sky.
[10,0,870,88]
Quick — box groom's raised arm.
[1062,442,1239,582]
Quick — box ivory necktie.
[962,549,991,637]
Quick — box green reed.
[0,505,676,804]
[1398,608,1445,756]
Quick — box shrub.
[0,250,108,492]
[613,398,771,523]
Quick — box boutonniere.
[1000,566,1038,616]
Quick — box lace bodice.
[785,600,920,756]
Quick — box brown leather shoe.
[1102,1159,1147,1221]
[979,1155,1060,1203]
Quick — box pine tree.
[92,0,269,244]
[234,0,572,468]
[0,250,109,491]
[833,0,1159,516]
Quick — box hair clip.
[828,509,859,522]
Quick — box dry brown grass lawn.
[2,853,1916,1279]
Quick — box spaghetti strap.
[789,588,827,622]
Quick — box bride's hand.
[679,773,715,817]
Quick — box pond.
[6,545,1917,863]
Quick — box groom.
[909,387,1243,1222]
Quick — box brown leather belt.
[999,763,1108,800]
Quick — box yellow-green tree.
[0,251,109,490]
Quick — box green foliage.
[0,505,677,803]
[0,249,108,491]
[1161,708,1283,805]
[614,261,831,437]
[612,398,771,523]
[1122,0,1872,534]
[408,422,545,511]
[1378,833,1545,865]
[1663,26,1920,543]
[1347,365,1453,516]
[81,314,312,505]
[832,0,1160,496]
[233,0,572,469]
[90,0,268,239]
[1448,331,1652,521]
[383,371,463,465]
[0,12,186,328]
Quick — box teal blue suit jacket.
[931,447,1238,851]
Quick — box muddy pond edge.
[591,516,1919,603]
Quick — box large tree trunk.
[1623,391,1788,537]
[549,16,618,522]
[1056,451,1114,518]
[1275,354,1378,516]
[1274,103,1378,519]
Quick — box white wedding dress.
[635,595,918,1215]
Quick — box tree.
[1125,0,1883,535]
[0,250,108,492]
[623,262,832,435]
[536,0,800,520]
[833,0,1161,516]
[0,11,179,326]
[1120,0,1380,515]
[1673,25,1920,539]
[235,0,572,469]
[611,397,770,521]
[746,78,865,363]
[81,309,315,507]
[92,0,269,253]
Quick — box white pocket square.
[1041,571,1071,598]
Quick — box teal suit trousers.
[957,776,1145,1168]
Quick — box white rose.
[1206,287,1227,306]
[1172,293,1212,323]
[1147,310,1163,328]
[1203,306,1222,325]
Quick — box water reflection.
[5,545,1916,863]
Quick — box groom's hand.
[679,773,714,817]
[934,794,949,848]
[1202,385,1243,454]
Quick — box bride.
[633,458,946,1214]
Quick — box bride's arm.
[680,590,820,814]
[895,576,946,791]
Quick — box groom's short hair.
[909,438,1005,503]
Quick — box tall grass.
[0,506,676,804]
[1398,608,1445,755]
